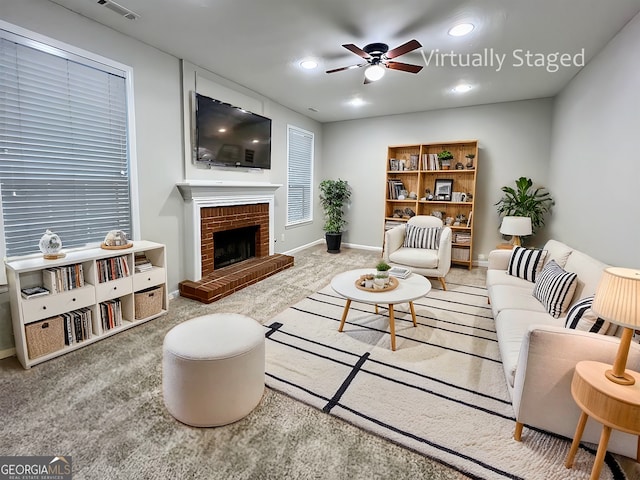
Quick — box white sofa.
[487,240,640,459]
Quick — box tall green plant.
[495,177,554,234]
[319,179,351,233]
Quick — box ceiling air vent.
[97,0,140,20]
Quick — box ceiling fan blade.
[386,61,423,74]
[385,39,422,59]
[326,63,367,74]
[342,43,371,59]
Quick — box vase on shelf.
[39,229,65,259]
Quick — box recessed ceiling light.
[300,60,318,70]
[448,23,475,37]
[218,128,227,133]
[452,84,473,93]
[349,98,366,107]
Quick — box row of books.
[134,253,152,273]
[100,298,123,331]
[97,255,130,283]
[62,308,92,345]
[387,179,406,200]
[43,264,85,294]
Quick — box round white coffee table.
[331,268,432,351]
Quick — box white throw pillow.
[533,260,578,318]
[565,295,611,334]
[403,224,440,250]
[507,246,547,282]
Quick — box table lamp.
[499,216,532,247]
[592,267,640,385]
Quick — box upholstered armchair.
[383,216,452,290]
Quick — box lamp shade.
[592,267,640,328]
[499,216,532,236]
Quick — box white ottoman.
[162,313,265,427]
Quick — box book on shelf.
[21,286,50,299]
[389,266,411,279]
[134,253,153,273]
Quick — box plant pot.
[325,232,342,254]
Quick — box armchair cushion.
[403,224,441,250]
[389,248,439,269]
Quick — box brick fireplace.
[177,181,294,303]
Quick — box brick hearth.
[179,254,294,304]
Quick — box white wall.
[321,99,554,260]
[548,12,640,268]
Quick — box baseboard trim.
[282,238,324,255]
[0,347,16,360]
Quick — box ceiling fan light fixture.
[448,23,475,37]
[300,60,318,70]
[364,64,385,82]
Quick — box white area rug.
[264,282,626,480]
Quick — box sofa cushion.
[403,224,440,250]
[488,284,548,319]
[495,309,564,387]
[563,250,609,303]
[542,240,573,268]
[486,269,534,289]
[565,295,611,334]
[533,260,578,318]
[389,248,439,269]
[507,246,547,282]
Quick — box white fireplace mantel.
[176,180,282,281]
[176,180,282,201]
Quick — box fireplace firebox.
[214,226,258,269]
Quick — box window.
[0,26,136,259]
[286,125,313,226]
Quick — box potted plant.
[374,261,391,287]
[495,177,554,236]
[437,150,453,170]
[319,179,351,253]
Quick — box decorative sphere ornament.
[39,229,64,259]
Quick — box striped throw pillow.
[403,224,441,250]
[533,260,578,318]
[564,295,611,334]
[507,246,547,282]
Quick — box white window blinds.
[286,125,313,226]
[0,35,131,258]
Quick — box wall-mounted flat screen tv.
[194,92,272,169]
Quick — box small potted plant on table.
[374,261,391,288]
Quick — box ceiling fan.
[326,39,423,84]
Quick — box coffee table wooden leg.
[409,301,417,327]
[388,304,396,351]
[590,426,612,480]
[565,410,588,468]
[338,299,352,332]
[375,304,378,314]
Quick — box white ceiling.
[48,0,640,123]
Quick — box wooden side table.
[565,360,640,479]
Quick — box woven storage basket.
[135,285,164,319]
[25,316,65,359]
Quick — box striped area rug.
[264,281,626,480]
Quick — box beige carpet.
[264,281,625,480]
[0,245,637,479]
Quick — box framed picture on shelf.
[389,158,399,171]
[434,179,453,201]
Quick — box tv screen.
[194,93,272,169]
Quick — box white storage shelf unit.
[6,241,168,369]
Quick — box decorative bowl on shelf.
[101,230,133,250]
